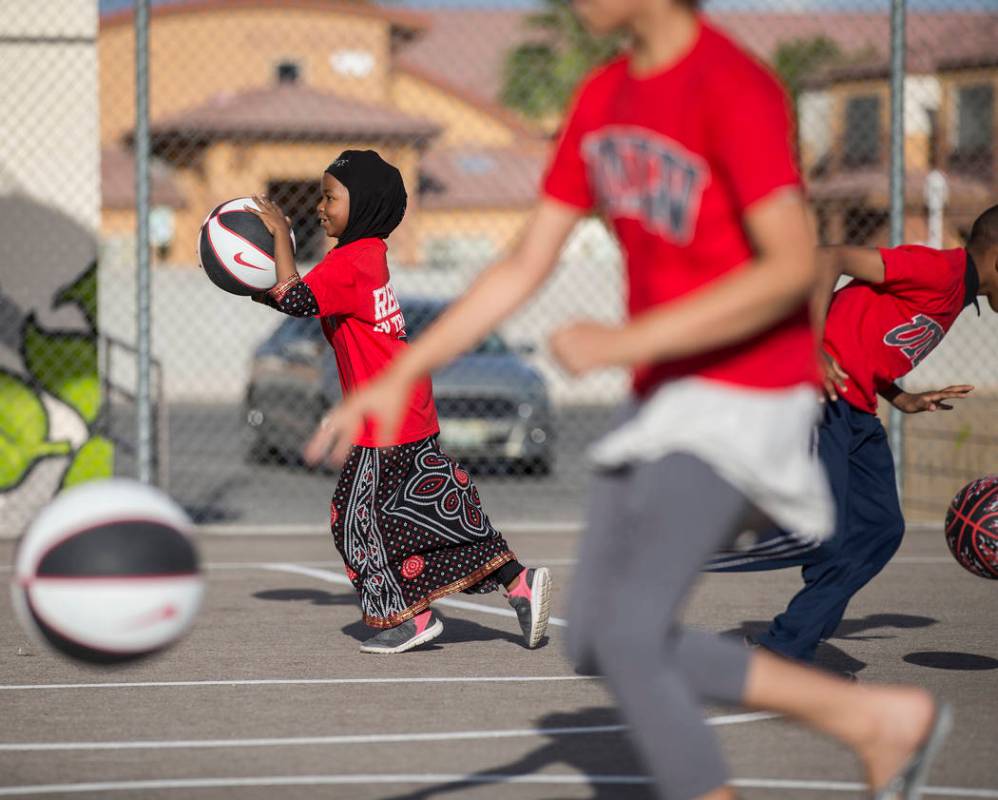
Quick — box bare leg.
[743,648,936,791]
[698,789,736,800]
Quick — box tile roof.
[101,0,429,34]
[397,9,998,107]
[808,167,992,210]
[147,84,440,142]
[419,146,547,210]
[102,145,185,208]
[397,10,542,111]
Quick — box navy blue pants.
[725,398,905,661]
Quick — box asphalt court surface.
[2,528,997,799]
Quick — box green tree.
[772,36,843,111]
[500,0,621,120]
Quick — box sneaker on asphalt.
[506,567,551,649]
[359,609,443,654]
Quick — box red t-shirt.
[542,19,816,397]
[824,245,975,414]
[303,238,439,447]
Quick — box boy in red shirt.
[309,4,951,799]
[248,150,552,655]
[717,205,998,664]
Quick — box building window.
[275,60,300,85]
[952,83,994,172]
[842,95,881,168]
[329,50,375,78]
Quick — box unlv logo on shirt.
[582,127,708,244]
[372,282,405,335]
[883,314,945,367]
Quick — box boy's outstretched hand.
[890,385,974,414]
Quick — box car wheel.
[522,456,552,477]
[247,438,280,464]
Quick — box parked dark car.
[244,298,554,474]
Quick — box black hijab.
[325,150,407,248]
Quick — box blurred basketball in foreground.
[12,479,203,663]
[945,475,998,580]
[198,196,296,295]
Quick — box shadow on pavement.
[251,587,358,607]
[903,651,998,670]
[833,613,937,639]
[723,613,939,676]
[338,611,527,648]
[378,707,652,800]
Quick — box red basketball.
[944,476,998,579]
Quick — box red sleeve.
[302,251,359,317]
[709,65,801,212]
[541,78,598,211]
[878,246,960,304]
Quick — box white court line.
[0,675,599,692]
[194,521,582,537]
[191,522,948,537]
[260,563,570,628]
[0,712,776,753]
[206,560,337,570]
[730,780,998,797]
[0,555,955,575]
[0,775,993,797]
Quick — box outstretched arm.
[305,199,583,465]
[551,188,817,375]
[880,382,974,413]
[810,246,885,336]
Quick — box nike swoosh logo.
[233,251,267,271]
[125,604,180,630]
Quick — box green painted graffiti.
[1,261,113,494]
[0,371,72,490]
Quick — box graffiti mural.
[0,199,112,537]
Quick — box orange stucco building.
[98,0,546,267]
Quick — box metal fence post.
[134,0,153,484]
[887,0,907,503]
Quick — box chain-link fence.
[3,0,995,535]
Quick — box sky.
[98,0,998,14]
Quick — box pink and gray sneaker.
[505,567,552,648]
[359,609,443,654]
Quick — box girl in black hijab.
[248,151,552,655]
[324,149,407,247]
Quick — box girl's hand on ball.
[245,195,290,236]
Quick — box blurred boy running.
[306,2,952,798]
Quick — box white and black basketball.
[12,479,203,664]
[198,197,295,295]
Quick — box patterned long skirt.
[330,436,514,628]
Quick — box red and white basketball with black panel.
[12,479,204,663]
[944,475,998,579]
[198,196,296,295]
